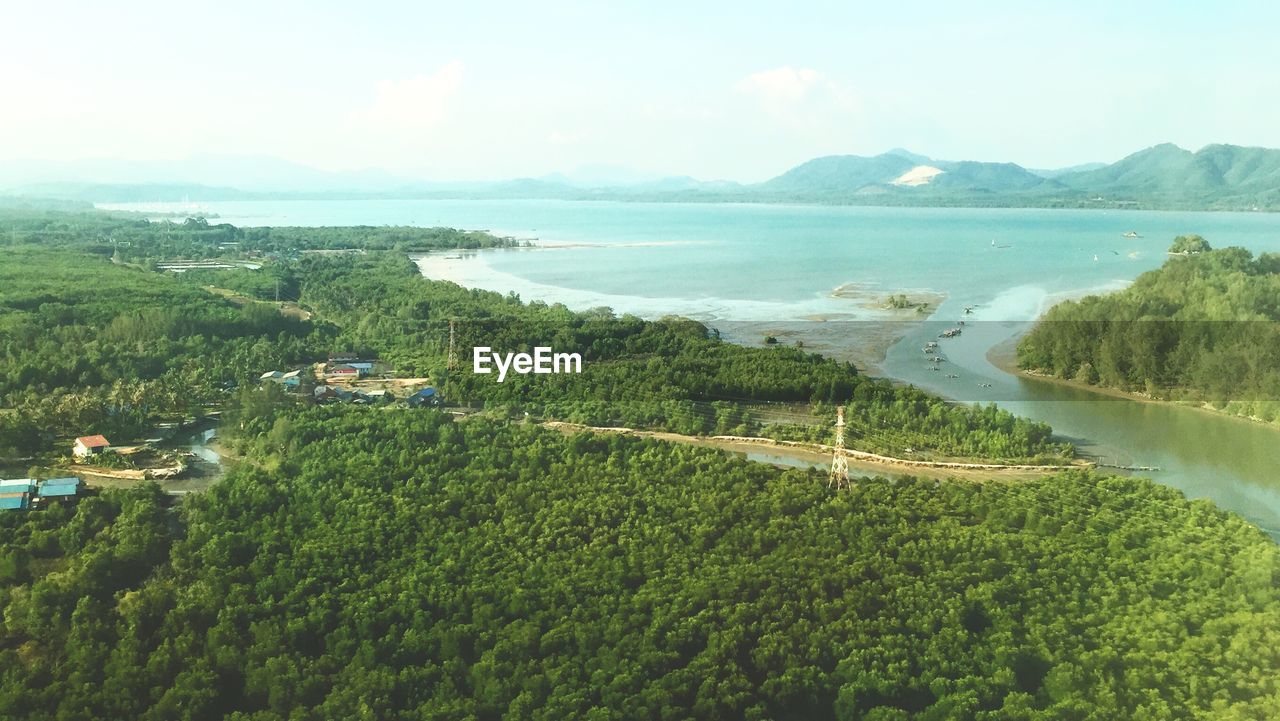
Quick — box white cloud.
[735,66,858,120]
[737,67,822,105]
[349,60,465,130]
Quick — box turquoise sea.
[106,199,1280,537]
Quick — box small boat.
[1093,254,1099,262]
[1122,231,1141,238]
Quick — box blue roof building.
[0,478,36,494]
[407,387,440,407]
[0,494,30,511]
[39,477,82,498]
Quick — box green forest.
[2,409,1278,720]
[1016,237,1280,424]
[0,210,1061,463]
[2,211,1278,719]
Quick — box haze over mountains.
[4,143,1280,211]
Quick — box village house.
[407,387,440,408]
[0,478,36,511]
[73,435,111,458]
[325,352,378,379]
[36,477,82,503]
[327,364,362,379]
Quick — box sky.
[4,0,1280,183]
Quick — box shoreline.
[413,247,944,377]
[987,335,1280,432]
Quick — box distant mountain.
[759,154,918,193]
[1029,162,1108,179]
[1059,144,1280,203]
[757,152,1058,196]
[0,154,413,194]
[7,182,262,203]
[926,161,1056,192]
[5,143,1280,211]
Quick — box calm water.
[108,199,1280,536]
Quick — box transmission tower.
[447,319,458,371]
[829,406,849,489]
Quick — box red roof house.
[73,435,111,458]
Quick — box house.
[0,479,36,512]
[259,370,284,382]
[281,369,303,388]
[327,364,362,379]
[329,351,361,364]
[365,389,390,402]
[38,477,81,500]
[347,362,375,373]
[0,478,36,495]
[73,435,111,458]
[313,385,338,403]
[407,387,440,408]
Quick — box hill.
[1059,143,1280,206]
[756,153,1058,197]
[7,144,1280,210]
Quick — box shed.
[0,478,37,495]
[0,494,30,511]
[327,364,362,378]
[407,387,440,408]
[74,435,111,458]
[39,477,82,499]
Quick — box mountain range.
[4,143,1280,211]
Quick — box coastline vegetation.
[1016,238,1280,425]
[2,409,1277,719]
[0,209,1063,463]
[1,210,1277,718]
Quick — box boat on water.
[1122,231,1142,238]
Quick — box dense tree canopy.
[1017,241,1280,424]
[1,409,1276,720]
[1,212,1276,720]
[1,210,1061,462]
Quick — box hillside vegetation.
[1017,238,1280,423]
[2,409,1277,720]
[0,210,1063,463]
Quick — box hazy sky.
[5,0,1280,181]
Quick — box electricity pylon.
[447,319,458,371]
[829,405,850,489]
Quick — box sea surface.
[105,199,1280,537]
